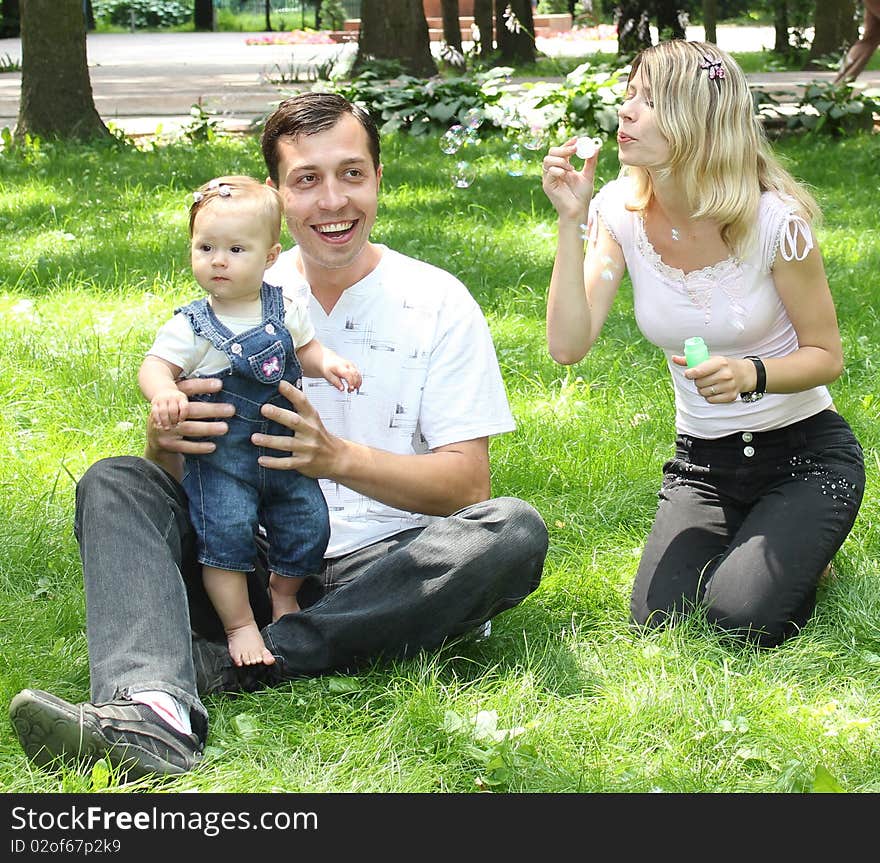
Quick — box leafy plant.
[319,0,347,31]
[536,0,571,12]
[0,127,45,163]
[0,52,21,73]
[443,710,540,792]
[181,101,221,143]
[487,58,627,141]
[329,57,626,142]
[92,0,193,30]
[754,80,880,137]
[332,69,501,136]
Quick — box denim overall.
[177,282,330,578]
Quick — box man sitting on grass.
[9,93,549,780]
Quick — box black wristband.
[741,356,766,402]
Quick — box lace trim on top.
[634,216,747,329]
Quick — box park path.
[0,25,876,137]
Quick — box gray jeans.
[74,457,548,729]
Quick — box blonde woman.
[541,41,865,646]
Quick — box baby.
[139,175,361,666]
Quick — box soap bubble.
[465,126,480,146]
[463,107,484,130]
[440,124,466,155]
[452,160,476,188]
[522,125,545,151]
[506,144,524,177]
[575,136,603,160]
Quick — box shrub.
[328,59,627,142]
[754,80,880,137]
[332,68,498,136]
[93,0,193,29]
[319,0,347,31]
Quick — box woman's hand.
[542,137,600,221]
[673,354,758,403]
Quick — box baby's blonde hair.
[623,40,818,256]
[188,175,283,246]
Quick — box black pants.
[74,457,548,725]
[630,410,865,646]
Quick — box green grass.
[0,129,878,794]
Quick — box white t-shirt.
[147,295,314,377]
[589,177,832,438]
[265,244,516,557]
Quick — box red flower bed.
[245,30,335,46]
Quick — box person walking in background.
[541,40,865,647]
[833,0,880,84]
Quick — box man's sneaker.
[9,689,203,780]
[473,620,492,641]
[192,634,275,696]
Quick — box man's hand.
[144,378,235,478]
[253,379,341,478]
[253,380,491,515]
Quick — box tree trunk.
[496,0,536,64]
[702,0,717,45]
[654,0,686,40]
[772,0,789,53]
[354,0,437,77]
[16,0,109,141]
[194,0,214,31]
[441,0,462,52]
[1,0,20,38]
[615,2,653,55]
[264,0,273,31]
[473,0,493,57]
[808,0,858,63]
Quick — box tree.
[194,0,214,31]
[702,0,718,44]
[772,0,789,53]
[354,0,437,77]
[615,1,653,55]
[0,0,19,38]
[654,0,687,39]
[473,0,494,58]
[496,0,536,64]
[441,0,462,53]
[16,0,110,141]
[264,0,273,32]
[808,0,857,64]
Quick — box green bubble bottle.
[684,337,709,368]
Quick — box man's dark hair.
[261,93,381,185]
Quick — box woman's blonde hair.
[188,175,283,245]
[623,40,818,256]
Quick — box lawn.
[0,126,878,793]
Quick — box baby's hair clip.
[699,54,725,81]
[192,190,204,203]
[217,184,232,197]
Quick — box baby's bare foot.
[226,623,275,666]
